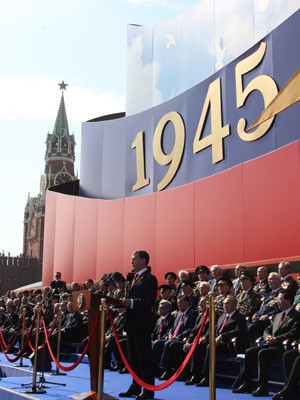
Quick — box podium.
[72,290,120,400]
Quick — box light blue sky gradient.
[0,0,196,256]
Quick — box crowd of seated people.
[0,263,300,400]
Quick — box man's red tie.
[218,314,230,334]
[131,273,139,286]
[157,318,164,339]
[173,314,184,337]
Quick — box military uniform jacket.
[253,279,271,298]
[236,289,262,319]
[232,278,242,296]
[281,276,298,296]
[255,290,281,318]
[215,293,230,316]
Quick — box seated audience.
[196,295,247,387]
[180,280,199,310]
[152,300,175,342]
[209,265,223,292]
[153,295,197,380]
[236,271,261,321]
[253,266,271,298]
[175,270,190,297]
[231,264,247,296]
[154,285,177,316]
[50,271,66,296]
[278,261,298,296]
[233,290,300,397]
[164,272,177,296]
[196,281,211,297]
[272,340,300,400]
[248,272,282,341]
[214,276,232,316]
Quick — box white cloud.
[126,0,194,13]
[219,13,254,59]
[0,75,125,124]
[126,35,162,114]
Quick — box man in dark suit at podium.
[119,250,158,400]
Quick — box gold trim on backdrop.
[248,67,300,130]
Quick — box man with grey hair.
[248,272,283,341]
[209,265,223,292]
[175,270,190,296]
[197,281,211,297]
[232,264,247,296]
[152,300,175,341]
[278,261,298,296]
[254,266,271,298]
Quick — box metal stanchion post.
[23,303,46,394]
[14,306,29,367]
[51,306,66,376]
[97,298,106,400]
[209,291,217,400]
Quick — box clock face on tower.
[54,172,73,185]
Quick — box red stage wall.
[42,140,300,286]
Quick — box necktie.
[218,314,230,334]
[173,313,184,337]
[131,273,139,286]
[278,311,286,326]
[157,318,164,339]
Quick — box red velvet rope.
[0,315,36,363]
[43,309,101,372]
[108,308,209,392]
[27,311,59,352]
[0,325,21,350]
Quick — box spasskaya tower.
[23,81,76,260]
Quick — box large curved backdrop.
[126,0,299,115]
[42,10,300,286]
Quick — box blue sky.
[0,0,297,256]
[0,0,197,256]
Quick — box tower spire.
[58,80,68,91]
[52,81,69,137]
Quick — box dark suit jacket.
[50,279,66,294]
[65,311,83,331]
[2,311,19,331]
[208,278,218,292]
[170,307,197,341]
[263,308,300,345]
[126,269,158,334]
[186,311,210,344]
[215,309,247,343]
[152,313,175,340]
[107,312,126,336]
